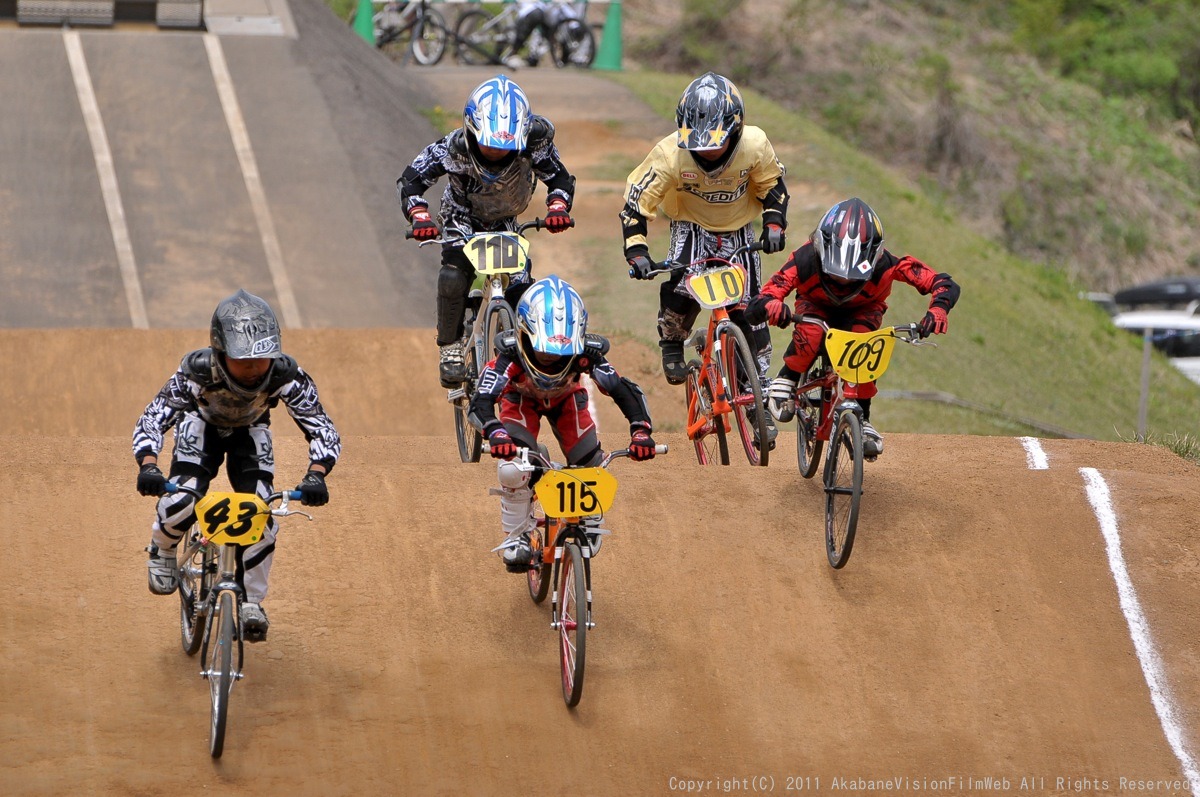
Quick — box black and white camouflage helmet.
[211,289,282,360]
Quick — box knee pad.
[497,458,532,490]
[437,263,471,299]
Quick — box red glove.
[544,199,573,233]
[917,307,949,338]
[628,425,656,461]
[488,428,517,460]
[409,207,438,241]
[765,299,790,328]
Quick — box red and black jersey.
[760,241,959,316]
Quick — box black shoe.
[660,341,686,385]
[749,407,778,451]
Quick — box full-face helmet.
[463,75,532,182]
[515,275,588,391]
[210,289,282,398]
[676,72,744,154]
[813,198,885,305]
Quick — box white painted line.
[1080,467,1200,796]
[203,34,302,328]
[1019,436,1049,470]
[64,31,148,329]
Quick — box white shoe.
[146,545,178,596]
[767,377,797,423]
[240,602,269,641]
[495,531,532,568]
[503,55,525,71]
[861,421,884,458]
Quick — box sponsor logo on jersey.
[681,183,749,204]
[681,171,698,180]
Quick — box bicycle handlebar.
[405,216,573,245]
[482,443,669,468]
[784,311,933,345]
[163,482,304,504]
[632,241,765,280]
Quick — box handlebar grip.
[404,229,414,240]
[655,444,669,455]
[286,490,302,501]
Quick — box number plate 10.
[686,264,747,310]
[194,492,270,546]
[534,468,618,519]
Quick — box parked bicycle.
[455,1,595,68]
[164,483,312,757]
[776,314,934,568]
[409,218,569,463]
[640,242,771,466]
[353,0,448,65]
[498,442,667,707]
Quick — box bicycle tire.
[178,531,214,656]
[719,324,769,467]
[410,8,448,65]
[824,410,864,569]
[482,300,515,360]
[454,336,482,463]
[208,591,236,758]
[527,514,552,604]
[455,9,504,66]
[796,361,827,479]
[685,359,728,465]
[550,18,595,68]
[557,540,587,707]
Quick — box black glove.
[760,223,786,254]
[409,207,439,241]
[629,425,656,461]
[137,463,167,497]
[296,470,329,507]
[626,247,655,280]
[745,295,769,324]
[488,428,517,460]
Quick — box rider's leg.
[147,412,219,595]
[436,249,474,387]
[227,423,278,640]
[547,387,606,555]
[493,397,541,568]
[657,281,699,386]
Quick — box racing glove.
[626,246,655,280]
[544,199,573,233]
[409,207,439,241]
[296,470,329,507]
[488,428,518,460]
[629,424,656,461]
[917,307,949,339]
[137,462,167,497]
[760,223,786,254]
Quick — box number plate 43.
[195,492,270,546]
[534,468,618,519]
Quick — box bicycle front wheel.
[719,324,769,467]
[557,541,587,707]
[550,19,595,68]
[685,359,728,465]
[482,300,515,360]
[455,9,503,65]
[824,411,864,569]
[179,532,215,655]
[207,591,236,758]
[410,9,448,65]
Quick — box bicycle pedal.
[243,628,267,644]
[505,562,533,574]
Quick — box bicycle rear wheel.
[796,363,828,479]
[557,540,587,707]
[824,411,864,569]
[719,324,769,467]
[685,360,728,465]
[411,9,448,65]
[207,591,236,758]
[454,335,483,463]
[550,19,595,68]
[179,532,215,655]
[455,9,504,65]
[527,515,552,604]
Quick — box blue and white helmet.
[515,275,588,391]
[464,75,532,153]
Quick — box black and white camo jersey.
[397,117,575,229]
[132,349,342,471]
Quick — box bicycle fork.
[550,531,595,632]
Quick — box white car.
[1111,305,1200,386]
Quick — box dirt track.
[2,3,1200,796]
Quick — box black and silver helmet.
[210,289,282,398]
[813,198,886,305]
[676,72,744,154]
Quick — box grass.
[599,71,1200,444]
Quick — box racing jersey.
[620,126,787,252]
[132,349,342,471]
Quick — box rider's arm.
[751,135,789,231]
[131,364,197,465]
[527,116,576,209]
[397,135,452,220]
[584,353,652,429]
[469,355,517,437]
[275,364,342,474]
[619,135,677,255]
[892,254,961,312]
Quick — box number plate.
[534,467,618,519]
[685,263,747,310]
[194,492,270,546]
[463,233,530,276]
[825,327,899,383]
